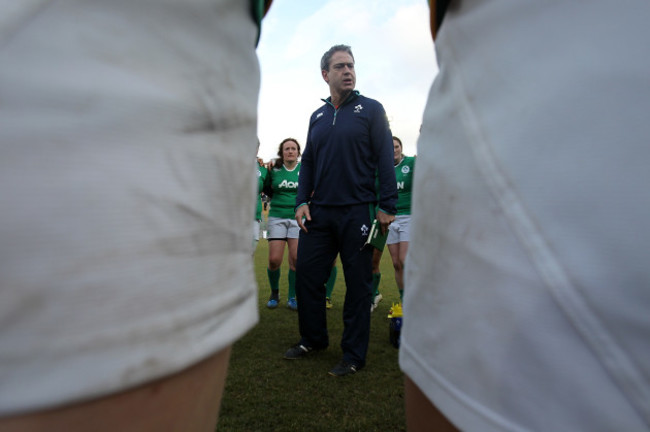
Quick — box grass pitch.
[217,239,406,431]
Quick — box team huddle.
[4,1,648,430]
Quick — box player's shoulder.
[272,167,283,176]
[396,156,415,175]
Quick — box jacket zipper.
[324,91,357,125]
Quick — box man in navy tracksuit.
[283,44,397,376]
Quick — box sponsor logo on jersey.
[397,181,405,190]
[360,224,369,236]
[316,112,324,119]
[401,165,410,174]
[278,179,298,189]
[354,104,363,113]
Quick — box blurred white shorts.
[400,1,650,431]
[0,0,260,416]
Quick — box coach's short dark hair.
[320,44,354,72]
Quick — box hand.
[376,210,395,235]
[257,157,265,166]
[295,205,311,233]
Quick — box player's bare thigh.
[405,376,459,432]
[0,346,232,432]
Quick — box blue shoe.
[267,296,279,309]
[287,297,298,311]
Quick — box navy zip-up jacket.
[296,91,398,215]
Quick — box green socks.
[372,272,381,297]
[271,267,339,300]
[267,268,280,296]
[325,266,338,298]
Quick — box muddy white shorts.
[400,1,650,431]
[0,0,261,416]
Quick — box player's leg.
[387,243,401,285]
[370,248,383,311]
[397,241,409,300]
[266,239,285,308]
[396,215,411,300]
[325,260,338,309]
[0,346,232,432]
[286,237,299,310]
[404,376,459,432]
[267,217,290,308]
[285,219,301,310]
[387,219,403,300]
[388,239,408,301]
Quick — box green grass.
[218,240,405,431]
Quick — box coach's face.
[322,51,356,96]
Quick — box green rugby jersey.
[395,156,415,215]
[256,163,269,220]
[267,162,300,219]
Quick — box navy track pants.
[295,203,374,368]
